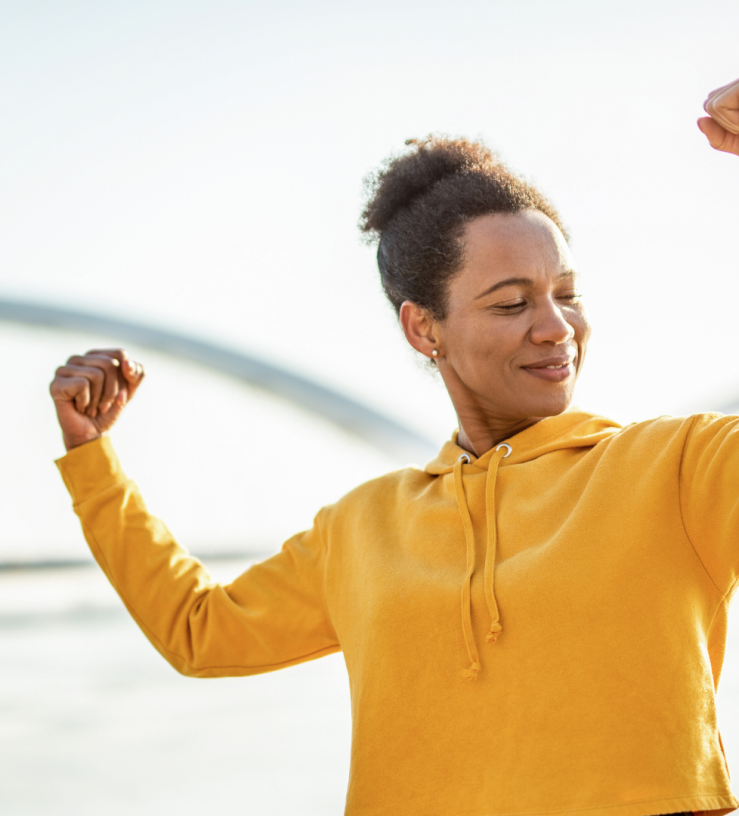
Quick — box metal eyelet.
[457,453,471,464]
[496,443,512,458]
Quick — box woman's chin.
[521,388,575,420]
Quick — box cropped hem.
[483,793,738,816]
[355,794,739,816]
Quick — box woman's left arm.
[680,414,739,595]
[698,77,739,156]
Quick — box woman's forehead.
[460,211,575,284]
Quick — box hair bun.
[360,135,496,237]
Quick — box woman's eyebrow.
[474,270,576,301]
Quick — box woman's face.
[432,210,590,424]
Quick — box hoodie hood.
[424,409,622,680]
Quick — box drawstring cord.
[453,457,481,680]
[453,443,512,680]
[484,445,510,643]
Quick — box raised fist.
[698,78,739,156]
[50,348,145,451]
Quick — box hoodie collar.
[424,409,621,475]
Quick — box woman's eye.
[557,294,583,306]
[491,294,581,312]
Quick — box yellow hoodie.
[57,409,739,816]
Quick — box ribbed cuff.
[55,435,128,504]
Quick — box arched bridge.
[0,297,436,462]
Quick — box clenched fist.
[50,348,145,451]
[698,77,739,156]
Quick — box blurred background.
[1,0,738,813]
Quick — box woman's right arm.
[50,350,340,677]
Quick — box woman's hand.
[50,348,145,451]
[698,78,739,156]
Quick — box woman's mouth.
[521,359,575,383]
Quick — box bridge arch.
[0,298,436,462]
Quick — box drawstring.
[483,445,509,643]
[453,443,511,680]
[453,457,481,680]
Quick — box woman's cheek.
[570,305,591,344]
[573,310,591,374]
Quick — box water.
[0,562,352,815]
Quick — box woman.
[50,82,739,816]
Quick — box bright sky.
[1,0,738,559]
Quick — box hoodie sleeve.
[56,435,340,677]
[679,412,739,596]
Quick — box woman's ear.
[399,301,439,359]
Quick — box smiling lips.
[521,356,576,383]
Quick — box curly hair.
[360,136,568,320]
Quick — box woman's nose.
[530,300,575,345]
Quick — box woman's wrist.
[63,430,103,452]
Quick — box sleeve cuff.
[55,435,129,504]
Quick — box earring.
[431,349,439,358]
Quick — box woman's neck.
[437,360,548,457]
[456,413,542,458]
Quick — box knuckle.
[97,357,117,375]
